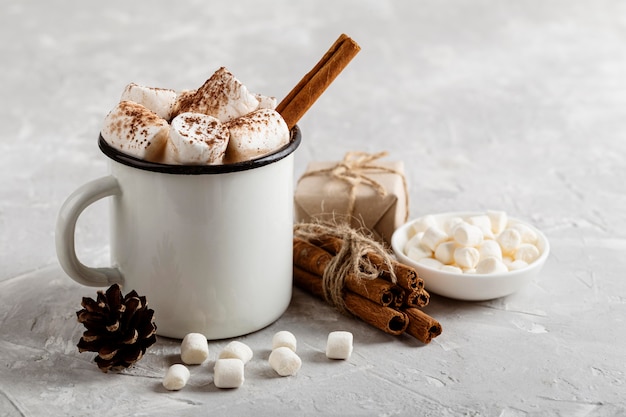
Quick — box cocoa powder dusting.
[175,67,236,117]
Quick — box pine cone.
[76,284,157,372]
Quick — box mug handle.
[55,175,124,287]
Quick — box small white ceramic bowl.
[391,212,550,301]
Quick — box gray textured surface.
[1,0,625,415]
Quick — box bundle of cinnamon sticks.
[279,35,441,343]
[293,233,442,344]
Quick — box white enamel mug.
[56,127,301,340]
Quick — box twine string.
[294,222,397,314]
[298,151,409,224]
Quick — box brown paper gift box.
[294,154,408,245]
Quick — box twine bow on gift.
[299,151,409,224]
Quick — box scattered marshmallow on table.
[326,331,353,360]
[218,341,253,364]
[180,333,209,365]
[403,211,542,274]
[162,364,190,391]
[269,346,302,377]
[272,330,297,352]
[214,358,245,389]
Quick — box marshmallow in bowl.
[120,83,178,120]
[174,67,259,123]
[224,109,289,163]
[402,211,543,275]
[166,112,229,165]
[101,101,170,162]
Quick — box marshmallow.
[406,245,432,262]
[120,83,178,120]
[487,210,508,234]
[224,109,289,163]
[511,223,538,244]
[214,358,245,389]
[101,101,170,162]
[434,241,457,265]
[171,89,196,116]
[443,216,465,235]
[180,332,209,365]
[421,226,449,252]
[326,331,353,360]
[167,112,229,165]
[478,239,503,261]
[175,67,259,122]
[453,223,483,247]
[507,259,529,271]
[272,330,297,352]
[515,243,540,264]
[218,341,253,364]
[162,364,190,391]
[468,215,494,239]
[454,247,480,269]
[268,346,302,377]
[410,215,438,235]
[417,257,444,270]
[441,265,463,274]
[497,228,522,255]
[476,256,508,274]
[403,211,542,276]
[254,94,277,110]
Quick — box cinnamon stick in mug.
[277,34,361,130]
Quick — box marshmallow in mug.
[165,112,229,165]
[101,67,289,165]
[100,101,170,162]
[224,109,290,163]
[120,83,178,120]
[404,211,542,274]
[174,66,260,123]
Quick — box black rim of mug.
[98,125,301,175]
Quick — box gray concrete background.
[1,0,625,415]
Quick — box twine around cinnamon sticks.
[293,222,442,344]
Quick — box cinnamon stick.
[308,234,424,292]
[277,34,360,129]
[293,266,409,336]
[404,288,430,308]
[404,307,442,344]
[293,237,404,307]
